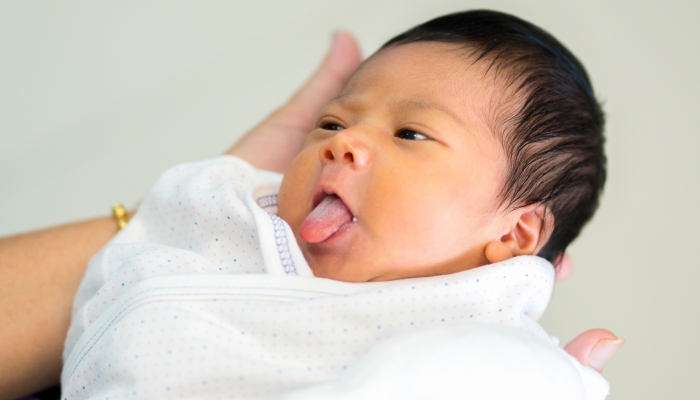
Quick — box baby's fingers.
[563,328,624,372]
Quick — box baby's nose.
[319,130,371,169]
[321,146,354,164]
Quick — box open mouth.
[299,191,355,244]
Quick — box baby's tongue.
[299,195,353,243]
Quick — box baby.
[61,10,607,400]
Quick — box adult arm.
[0,32,362,400]
[0,217,118,400]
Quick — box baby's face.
[278,42,508,282]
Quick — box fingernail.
[588,338,625,372]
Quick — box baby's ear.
[484,203,553,264]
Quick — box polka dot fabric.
[64,157,291,360]
[61,156,607,399]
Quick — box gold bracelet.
[111,203,128,230]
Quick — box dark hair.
[382,10,606,263]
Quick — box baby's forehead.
[344,43,498,98]
[364,42,497,77]
[332,42,510,133]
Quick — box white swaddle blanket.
[62,156,608,399]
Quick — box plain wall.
[2,1,699,398]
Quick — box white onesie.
[62,156,609,399]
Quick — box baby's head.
[277,10,605,282]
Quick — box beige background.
[2,1,699,398]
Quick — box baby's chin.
[309,249,491,282]
[306,254,437,282]
[307,261,359,282]
[304,253,378,283]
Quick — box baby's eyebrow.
[329,93,360,107]
[398,99,464,125]
[330,95,463,125]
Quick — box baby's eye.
[320,122,345,131]
[396,129,430,141]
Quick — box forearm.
[0,217,117,399]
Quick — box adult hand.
[0,33,363,400]
[557,254,624,372]
[227,31,363,172]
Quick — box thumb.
[563,329,624,372]
[226,32,362,171]
[284,31,362,130]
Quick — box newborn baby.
[62,10,608,400]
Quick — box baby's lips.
[299,195,354,243]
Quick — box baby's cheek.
[277,174,305,228]
[278,148,320,226]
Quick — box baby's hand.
[557,253,624,372]
[227,32,362,172]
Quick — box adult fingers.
[226,32,362,171]
[563,329,624,372]
[554,252,574,281]
[284,31,363,131]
